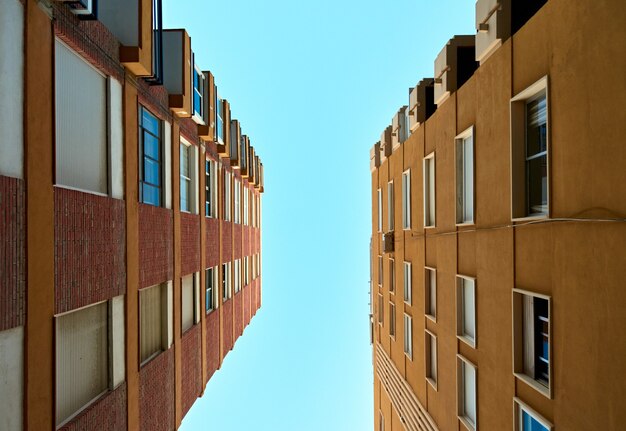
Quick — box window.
[423,153,436,227]
[192,65,204,121]
[388,258,395,293]
[425,267,437,320]
[387,181,394,231]
[56,301,111,426]
[222,262,232,301]
[378,256,383,286]
[456,127,474,224]
[425,330,437,389]
[224,170,231,221]
[181,273,199,333]
[55,39,108,195]
[377,294,384,324]
[457,355,477,431]
[205,159,218,217]
[139,106,162,206]
[513,289,551,397]
[511,76,549,219]
[456,275,476,347]
[243,187,249,225]
[379,411,384,431]
[140,283,171,364]
[180,142,192,212]
[403,314,412,359]
[205,267,218,313]
[377,188,382,232]
[234,178,241,224]
[389,302,396,337]
[234,259,242,293]
[244,256,249,285]
[215,88,224,144]
[402,170,411,229]
[514,398,552,431]
[403,262,412,304]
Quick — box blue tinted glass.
[141,108,159,136]
[181,181,189,212]
[217,117,224,142]
[142,183,160,206]
[542,340,549,360]
[522,411,548,431]
[143,133,160,160]
[205,288,210,311]
[194,69,199,88]
[194,91,202,115]
[144,158,160,186]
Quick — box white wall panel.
[109,78,124,199]
[110,295,125,387]
[164,121,172,209]
[0,0,24,179]
[0,326,23,431]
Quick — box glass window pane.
[181,179,189,212]
[142,184,160,207]
[464,363,476,424]
[143,133,160,160]
[527,155,548,215]
[141,108,160,136]
[463,279,475,339]
[144,158,160,186]
[526,96,547,157]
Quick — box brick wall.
[52,3,124,82]
[0,176,25,331]
[205,310,220,381]
[243,284,251,327]
[222,298,234,353]
[59,383,127,431]
[205,218,220,268]
[180,119,199,145]
[234,224,242,259]
[221,220,232,262]
[180,212,200,276]
[234,291,243,339]
[140,349,175,431]
[139,204,173,288]
[181,324,201,418]
[54,188,126,314]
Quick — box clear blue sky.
[164,1,475,430]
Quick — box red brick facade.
[139,204,173,289]
[59,383,127,431]
[234,291,243,339]
[180,212,200,276]
[205,217,220,268]
[221,220,232,261]
[243,284,251,327]
[181,324,202,418]
[140,349,175,431]
[0,175,25,331]
[54,187,126,314]
[222,298,234,353]
[205,310,220,381]
[234,224,242,259]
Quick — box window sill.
[140,349,165,368]
[404,352,413,362]
[424,224,436,230]
[456,221,475,227]
[511,213,549,223]
[457,334,476,349]
[426,313,437,323]
[514,372,552,399]
[56,388,110,430]
[458,415,477,431]
[426,377,438,391]
[404,300,412,307]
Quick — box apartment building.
[369,0,626,430]
[0,1,265,430]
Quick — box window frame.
[389,301,396,338]
[425,329,438,390]
[510,76,550,221]
[215,88,224,144]
[192,64,205,122]
[223,169,231,221]
[455,126,475,225]
[456,275,477,348]
[378,293,384,325]
[139,105,163,207]
[423,152,436,228]
[512,288,552,398]
[139,282,171,367]
[234,178,241,224]
[387,180,394,231]
[403,313,413,360]
[388,258,395,294]
[425,267,437,322]
[222,262,232,302]
[205,267,218,313]
[457,354,478,431]
[205,158,218,218]
[181,273,199,334]
[377,188,382,232]
[513,398,553,431]
[403,261,412,305]
[378,255,383,287]
[180,140,192,213]
[402,169,411,230]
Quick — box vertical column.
[172,122,182,427]
[24,2,55,429]
[124,75,140,431]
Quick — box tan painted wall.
[371,0,626,429]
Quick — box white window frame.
[379,411,385,431]
[510,76,550,220]
[425,329,438,390]
[387,180,394,231]
[222,262,232,301]
[224,169,231,221]
[243,187,249,225]
[389,301,396,338]
[425,267,437,321]
[139,282,173,366]
[403,261,412,304]
[403,313,413,360]
[205,266,218,313]
[513,398,553,431]
[457,355,478,431]
[512,288,552,398]
[455,126,474,225]
[377,188,382,232]
[179,138,197,214]
[234,178,241,224]
[205,158,218,218]
[378,255,383,287]
[388,258,395,294]
[378,293,384,325]
[423,152,436,228]
[456,275,477,348]
[402,169,411,230]
[192,64,205,123]
[181,273,200,334]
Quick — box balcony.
[434,35,477,106]
[197,71,215,141]
[409,78,436,131]
[380,126,392,162]
[240,135,250,178]
[383,232,394,254]
[370,142,381,173]
[216,99,230,156]
[475,0,511,64]
[162,29,192,117]
[229,120,241,169]
[391,106,409,149]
